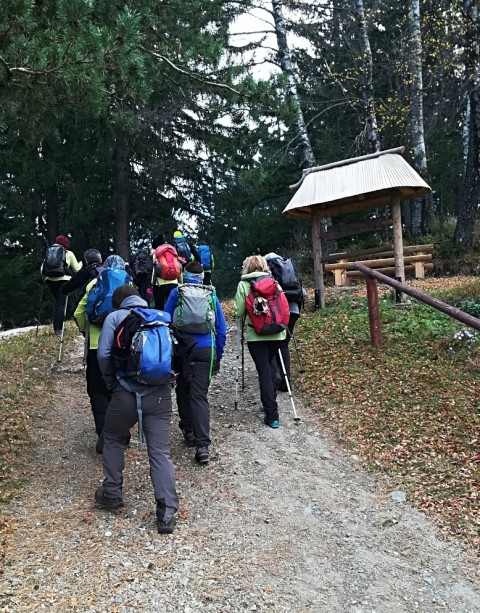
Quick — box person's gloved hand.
[212,359,221,376]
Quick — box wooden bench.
[322,244,434,287]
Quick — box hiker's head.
[152,234,166,249]
[184,260,204,282]
[173,230,184,239]
[55,235,70,249]
[103,255,125,270]
[242,255,269,276]
[112,285,140,309]
[84,248,102,265]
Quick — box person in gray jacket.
[96,285,178,534]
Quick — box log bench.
[322,244,434,287]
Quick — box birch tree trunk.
[408,0,428,236]
[353,0,380,154]
[454,0,480,250]
[114,132,131,261]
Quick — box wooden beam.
[391,193,405,288]
[324,254,432,272]
[311,209,325,309]
[318,218,392,241]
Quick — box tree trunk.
[114,133,131,261]
[408,0,428,236]
[271,0,335,255]
[454,0,480,250]
[353,0,380,154]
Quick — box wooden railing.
[323,244,434,287]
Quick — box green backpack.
[173,284,216,334]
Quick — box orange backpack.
[154,245,181,281]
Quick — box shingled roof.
[283,147,431,219]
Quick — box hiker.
[73,255,131,453]
[234,255,289,429]
[151,235,182,310]
[96,284,179,534]
[130,247,153,302]
[164,261,227,463]
[172,230,200,268]
[61,248,103,304]
[197,243,214,285]
[41,235,82,335]
[265,252,306,391]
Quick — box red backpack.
[154,245,181,281]
[245,275,290,335]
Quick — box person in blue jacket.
[164,260,226,464]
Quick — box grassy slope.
[296,276,480,552]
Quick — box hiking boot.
[264,418,280,429]
[157,516,176,534]
[94,486,123,510]
[195,445,209,464]
[181,428,196,447]
[95,432,104,454]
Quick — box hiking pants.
[276,313,300,384]
[45,279,67,334]
[102,383,178,520]
[175,346,214,446]
[153,284,175,311]
[248,340,283,422]
[203,271,212,286]
[134,273,151,303]
[86,349,111,435]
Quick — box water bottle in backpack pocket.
[86,268,132,325]
[173,284,216,334]
[43,245,68,278]
[245,276,290,335]
[113,307,173,385]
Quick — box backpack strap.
[116,377,151,445]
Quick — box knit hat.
[173,230,183,238]
[103,255,125,270]
[55,235,70,249]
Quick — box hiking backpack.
[86,268,132,325]
[154,244,181,281]
[173,237,192,263]
[43,245,67,278]
[132,249,153,277]
[112,307,173,385]
[172,283,216,334]
[245,275,290,335]
[266,256,303,305]
[197,244,213,270]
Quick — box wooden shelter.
[283,147,431,308]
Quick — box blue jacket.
[164,280,227,360]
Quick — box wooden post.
[391,192,404,302]
[311,208,325,309]
[366,276,382,347]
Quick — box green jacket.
[234,271,287,343]
[73,279,101,350]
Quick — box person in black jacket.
[61,249,103,299]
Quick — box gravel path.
[1,326,480,612]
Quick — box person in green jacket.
[234,255,287,429]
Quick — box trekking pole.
[241,316,245,391]
[277,348,301,423]
[234,319,241,410]
[35,284,46,338]
[291,330,306,373]
[57,296,69,363]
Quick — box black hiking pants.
[175,346,214,447]
[248,340,283,422]
[275,313,299,385]
[86,349,111,435]
[153,284,175,311]
[45,279,68,334]
[134,273,151,303]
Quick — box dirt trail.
[1,326,480,612]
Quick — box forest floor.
[1,319,480,612]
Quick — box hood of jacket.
[119,295,149,310]
[240,271,271,282]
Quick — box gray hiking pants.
[102,383,178,519]
[176,346,214,446]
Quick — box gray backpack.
[173,284,216,334]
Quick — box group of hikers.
[41,231,305,534]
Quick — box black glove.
[212,359,220,376]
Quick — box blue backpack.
[173,237,192,263]
[198,244,213,270]
[86,268,131,325]
[114,307,173,385]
